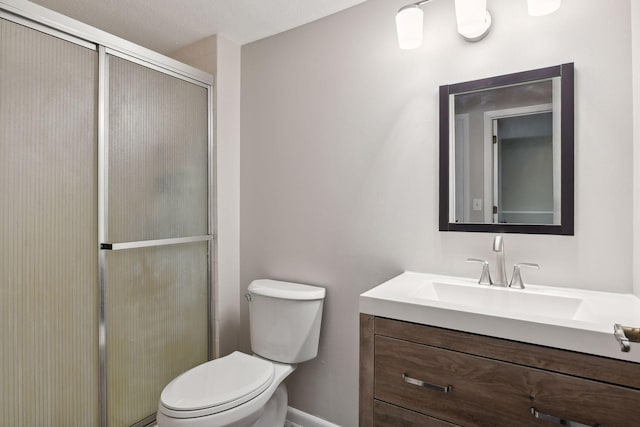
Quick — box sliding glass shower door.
[0,17,100,426]
[1,12,213,427]
[101,53,212,427]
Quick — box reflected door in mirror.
[495,112,555,225]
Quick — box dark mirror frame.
[439,63,574,235]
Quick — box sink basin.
[411,281,583,320]
[359,272,640,363]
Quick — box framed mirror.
[439,63,574,235]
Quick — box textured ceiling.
[30,0,368,53]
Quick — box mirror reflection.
[453,79,559,225]
[439,63,574,235]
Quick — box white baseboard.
[285,407,341,427]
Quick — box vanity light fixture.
[396,0,560,49]
[395,0,491,48]
[453,0,492,42]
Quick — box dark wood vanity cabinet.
[360,314,640,427]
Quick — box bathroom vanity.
[359,273,640,426]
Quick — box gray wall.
[633,0,640,297]
[240,0,634,425]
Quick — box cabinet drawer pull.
[402,373,453,393]
[530,407,600,427]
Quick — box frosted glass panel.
[0,18,99,426]
[106,243,208,427]
[108,56,209,243]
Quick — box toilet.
[157,279,325,427]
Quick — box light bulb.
[396,5,424,50]
[454,0,492,42]
[527,0,561,16]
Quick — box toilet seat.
[159,352,275,419]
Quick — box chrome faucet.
[469,236,539,288]
[492,235,508,286]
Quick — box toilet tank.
[247,279,325,364]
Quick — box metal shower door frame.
[98,47,215,427]
[0,3,216,427]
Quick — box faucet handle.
[466,258,493,285]
[509,263,539,289]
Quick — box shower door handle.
[100,235,212,250]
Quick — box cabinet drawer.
[373,400,459,427]
[375,336,640,427]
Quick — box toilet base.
[250,383,287,427]
[157,360,294,427]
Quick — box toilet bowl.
[157,279,325,427]
[157,352,294,427]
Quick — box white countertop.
[359,272,640,363]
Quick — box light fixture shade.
[396,5,424,50]
[527,0,561,16]
[454,0,492,42]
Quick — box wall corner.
[632,1,640,297]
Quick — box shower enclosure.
[0,3,214,426]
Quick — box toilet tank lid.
[248,279,325,300]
